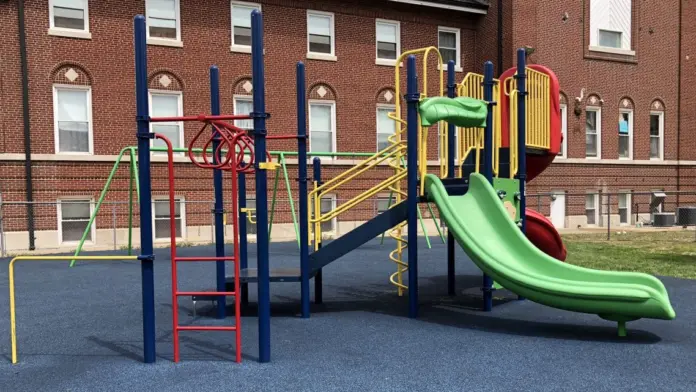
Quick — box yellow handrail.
[509,89,519,178]
[504,68,551,150]
[8,255,139,364]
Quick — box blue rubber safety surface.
[1,238,694,392]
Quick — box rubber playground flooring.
[1,238,694,392]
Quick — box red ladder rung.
[176,325,237,331]
[176,291,236,296]
[174,256,236,262]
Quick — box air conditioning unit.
[653,213,675,227]
[676,207,696,226]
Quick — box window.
[147,0,181,44]
[58,198,94,244]
[320,195,336,233]
[231,1,260,52]
[234,96,254,130]
[376,105,395,151]
[309,101,336,153]
[618,192,631,225]
[150,91,184,154]
[376,195,395,214]
[618,109,633,159]
[559,104,567,158]
[53,85,93,154]
[589,0,633,53]
[376,20,400,64]
[307,11,335,59]
[586,193,598,225]
[49,0,90,38]
[585,107,601,158]
[650,112,664,160]
[245,197,258,235]
[153,198,184,240]
[438,27,461,69]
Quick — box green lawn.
[562,231,696,279]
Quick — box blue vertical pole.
[239,170,248,305]
[405,55,419,319]
[516,49,528,302]
[446,60,456,297]
[210,66,226,319]
[481,61,495,312]
[251,9,270,363]
[133,14,156,363]
[516,49,527,234]
[312,158,323,305]
[297,62,311,318]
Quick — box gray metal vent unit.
[676,207,696,226]
[653,213,675,227]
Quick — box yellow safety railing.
[7,255,138,364]
[456,72,501,178]
[504,68,551,150]
[509,89,519,178]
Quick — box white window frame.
[376,104,396,151]
[146,0,183,47]
[306,10,336,61]
[48,0,91,39]
[558,104,567,159]
[375,19,401,66]
[618,108,633,160]
[53,84,94,155]
[230,1,261,53]
[149,90,185,156]
[585,106,602,159]
[233,95,254,130]
[308,100,337,158]
[585,193,599,226]
[320,194,337,234]
[650,111,665,161]
[588,0,635,55]
[438,26,462,72]
[57,197,95,245]
[152,197,186,241]
[618,191,631,226]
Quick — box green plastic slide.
[425,173,676,334]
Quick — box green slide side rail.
[425,173,675,332]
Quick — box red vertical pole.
[231,165,242,363]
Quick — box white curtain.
[376,23,396,43]
[308,15,331,36]
[149,0,176,28]
[232,5,255,28]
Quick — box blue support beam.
[405,55,419,318]
[446,60,456,297]
[297,62,310,318]
[210,66,226,319]
[251,9,271,363]
[515,49,528,302]
[481,61,495,312]
[133,14,156,363]
[312,158,323,305]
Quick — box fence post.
[537,194,541,212]
[606,193,611,241]
[598,190,603,228]
[0,194,5,257]
[113,204,117,250]
[210,202,215,244]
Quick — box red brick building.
[0,0,693,251]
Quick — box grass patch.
[562,230,696,279]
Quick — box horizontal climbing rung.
[174,256,236,262]
[177,291,236,296]
[176,325,237,331]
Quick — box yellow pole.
[8,255,139,364]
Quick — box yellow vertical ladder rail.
[509,88,519,178]
[505,68,551,150]
[8,255,139,364]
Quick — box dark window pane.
[439,31,456,48]
[440,48,456,64]
[234,26,251,46]
[650,115,660,136]
[619,208,628,224]
[309,34,331,53]
[54,6,85,30]
[618,135,629,158]
[62,221,89,242]
[149,24,177,39]
[650,137,660,158]
[598,30,622,48]
[377,41,397,59]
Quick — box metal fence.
[526,190,696,241]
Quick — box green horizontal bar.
[148,146,378,157]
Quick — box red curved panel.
[525,208,567,261]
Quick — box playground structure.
[7,10,676,366]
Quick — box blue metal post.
[516,49,528,302]
[481,61,495,312]
[210,66,226,319]
[251,9,271,363]
[239,169,248,305]
[297,62,311,318]
[133,14,156,363]
[446,60,456,297]
[405,55,419,318]
[312,157,323,305]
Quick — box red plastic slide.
[525,208,567,261]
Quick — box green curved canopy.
[419,96,488,128]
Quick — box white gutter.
[388,0,488,14]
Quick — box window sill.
[56,151,93,156]
[588,46,635,56]
[307,52,337,62]
[437,64,464,72]
[230,44,252,54]
[375,58,402,67]
[585,46,637,64]
[147,38,184,48]
[48,28,92,40]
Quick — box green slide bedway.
[424,173,676,335]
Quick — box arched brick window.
[618,97,635,159]
[233,77,254,129]
[308,83,337,153]
[585,94,603,158]
[649,99,665,160]
[376,87,396,152]
[51,63,93,153]
[558,91,569,158]
[149,70,184,151]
